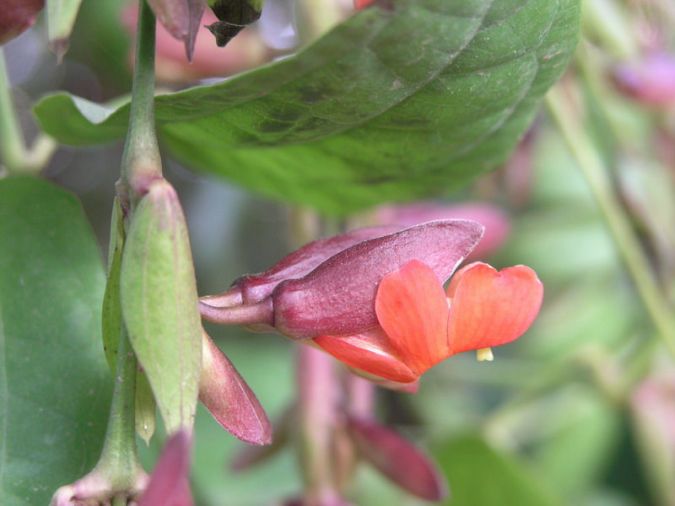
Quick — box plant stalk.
[118,0,162,208]
[545,86,675,356]
[0,48,27,175]
[297,345,341,505]
[0,48,56,176]
[95,328,144,485]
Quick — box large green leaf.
[435,434,562,506]
[0,177,111,505]
[34,0,580,213]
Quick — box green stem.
[0,49,57,176]
[545,87,675,356]
[96,328,143,485]
[0,48,27,175]
[119,0,162,206]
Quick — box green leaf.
[35,0,580,214]
[120,180,202,434]
[47,0,85,57]
[531,389,620,499]
[434,434,562,506]
[0,176,111,506]
[101,198,124,370]
[101,199,157,444]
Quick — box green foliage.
[435,434,562,506]
[34,0,580,214]
[101,198,124,370]
[120,181,202,434]
[0,177,111,505]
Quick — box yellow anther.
[476,348,494,362]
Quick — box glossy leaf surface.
[0,177,111,505]
[34,0,580,214]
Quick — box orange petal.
[375,260,450,375]
[314,328,417,383]
[446,262,543,354]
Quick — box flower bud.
[201,225,399,310]
[273,220,483,338]
[146,0,205,59]
[207,0,264,47]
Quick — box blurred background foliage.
[3,0,675,504]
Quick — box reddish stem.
[198,298,273,326]
[200,287,243,308]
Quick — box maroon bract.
[138,429,193,506]
[375,202,510,260]
[273,220,483,338]
[199,330,272,445]
[201,225,399,309]
[347,416,447,501]
[0,0,44,45]
[146,0,205,59]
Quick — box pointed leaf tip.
[199,331,272,445]
[347,416,448,501]
[46,0,83,58]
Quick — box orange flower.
[314,260,543,383]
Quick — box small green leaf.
[101,198,124,370]
[0,176,111,506]
[120,180,202,434]
[102,199,157,443]
[35,0,580,214]
[434,434,562,506]
[47,0,85,58]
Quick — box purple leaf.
[347,416,448,501]
[199,331,272,445]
